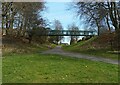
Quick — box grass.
[2,35,56,56]
[3,53,118,83]
[2,43,49,55]
[63,46,118,60]
[2,36,119,83]
[2,40,56,56]
[62,37,119,60]
[0,57,1,84]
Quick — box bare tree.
[53,20,64,45]
[70,1,119,35]
[68,23,79,45]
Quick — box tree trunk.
[5,15,8,35]
[2,16,4,35]
[95,19,100,36]
[23,18,27,36]
[106,14,111,32]
[108,2,119,31]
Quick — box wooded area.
[2,2,48,44]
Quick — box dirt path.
[42,46,118,65]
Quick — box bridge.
[33,30,96,36]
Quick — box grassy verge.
[63,46,118,60]
[62,37,118,60]
[3,53,118,83]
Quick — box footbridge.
[37,30,96,36]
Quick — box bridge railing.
[48,30,96,36]
[27,30,96,36]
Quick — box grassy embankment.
[62,35,119,60]
[2,36,118,83]
[2,35,56,56]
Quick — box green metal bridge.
[37,30,96,36]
